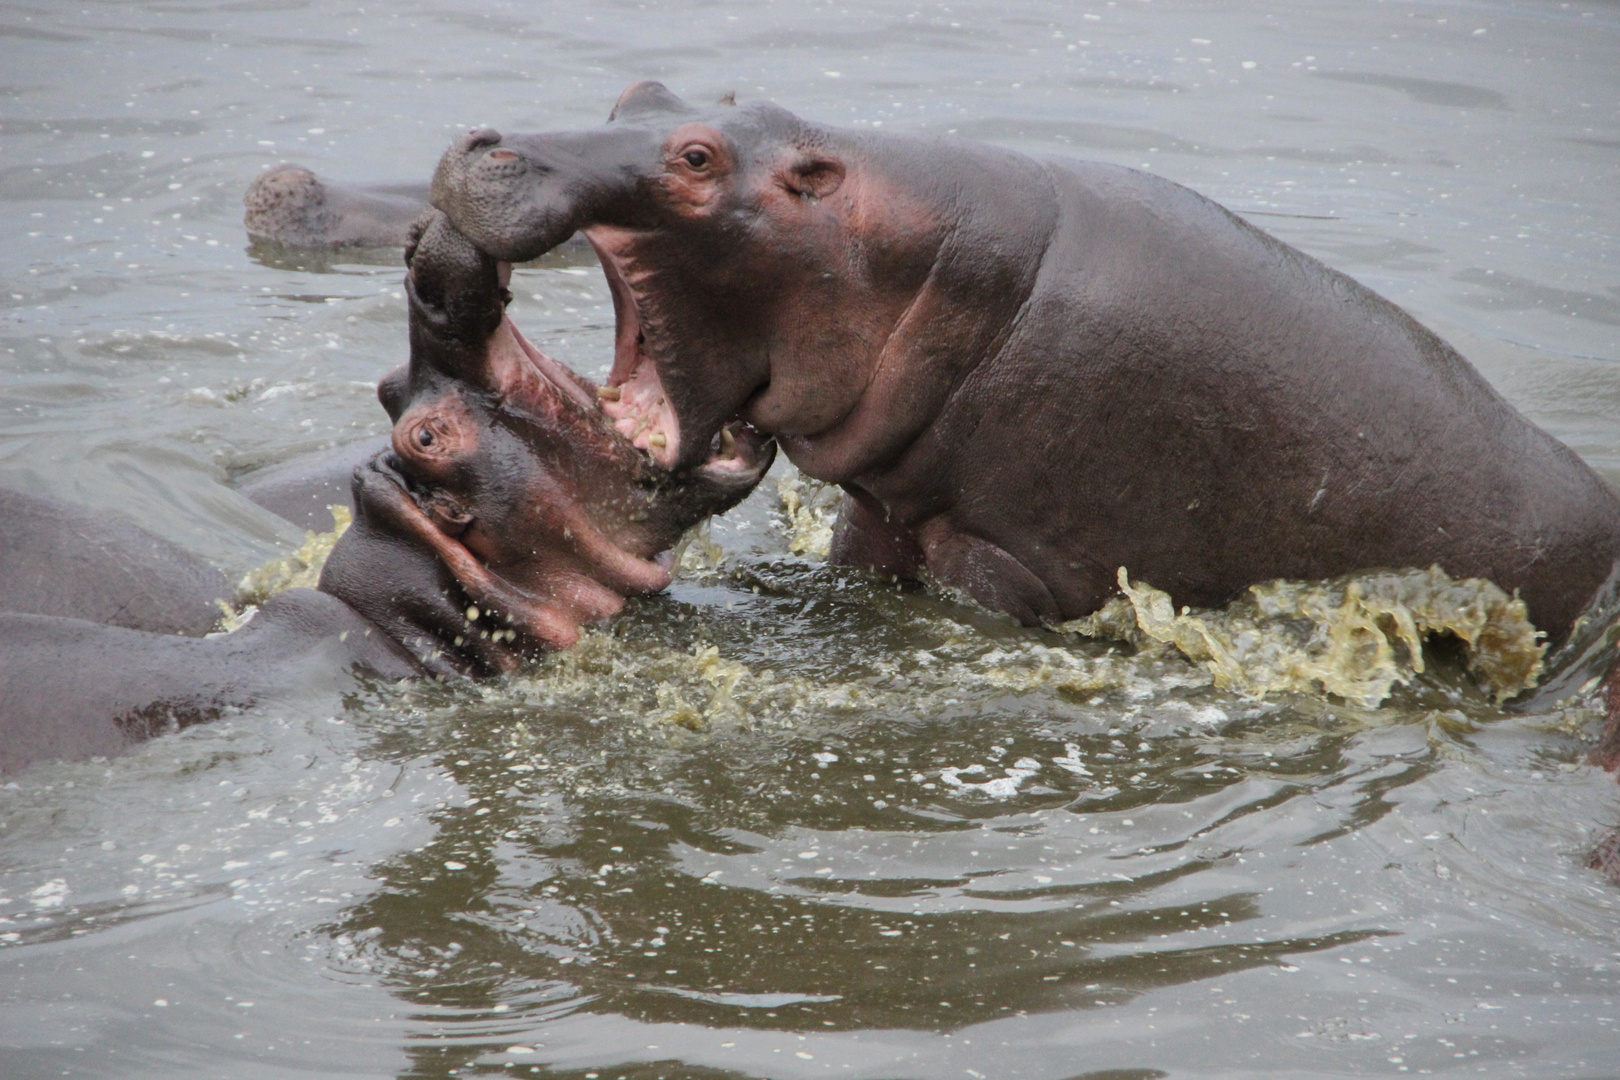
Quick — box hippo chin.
[421,81,1620,646]
[0,208,772,773]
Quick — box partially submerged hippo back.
[427,83,1620,643]
[244,165,429,249]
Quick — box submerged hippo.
[0,210,771,772]
[408,82,1620,645]
[244,164,429,249]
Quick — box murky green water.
[3,1,1620,1076]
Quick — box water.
[3,1,1620,1076]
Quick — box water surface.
[3,1,1620,1077]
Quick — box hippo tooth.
[597,386,622,401]
[719,427,736,457]
[649,432,667,448]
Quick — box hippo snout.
[458,127,504,153]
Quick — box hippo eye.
[417,427,435,447]
[683,148,710,169]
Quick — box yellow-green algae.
[216,505,352,631]
[212,493,1545,718]
[1059,565,1544,707]
[775,472,839,559]
[671,519,726,575]
[426,561,1551,740]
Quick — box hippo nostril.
[462,127,503,152]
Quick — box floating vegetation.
[775,471,840,559]
[215,505,352,632]
[671,518,726,575]
[1059,565,1546,707]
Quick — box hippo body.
[0,489,231,636]
[423,84,1620,641]
[244,165,430,249]
[0,488,431,774]
[0,593,419,774]
[235,436,388,531]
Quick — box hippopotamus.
[407,81,1620,647]
[0,489,233,637]
[244,164,429,249]
[0,209,771,772]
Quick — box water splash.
[775,472,840,558]
[1060,565,1545,707]
[216,505,352,631]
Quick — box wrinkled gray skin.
[427,82,1620,645]
[0,488,425,774]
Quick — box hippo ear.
[781,153,846,200]
[609,81,694,122]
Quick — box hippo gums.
[0,210,772,772]
[417,81,1620,646]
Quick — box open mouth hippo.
[0,207,772,772]
[323,207,773,674]
[420,82,1620,646]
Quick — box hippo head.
[328,209,772,673]
[429,82,966,482]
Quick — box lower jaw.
[693,418,768,477]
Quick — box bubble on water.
[940,758,1042,799]
[29,879,68,909]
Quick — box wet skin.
[0,489,231,637]
[0,209,772,772]
[419,81,1620,645]
[0,523,425,775]
[244,164,430,248]
[356,208,772,671]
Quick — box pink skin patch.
[488,262,599,416]
[603,357,680,467]
[586,228,683,468]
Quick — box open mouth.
[581,232,765,478]
[492,256,769,483]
